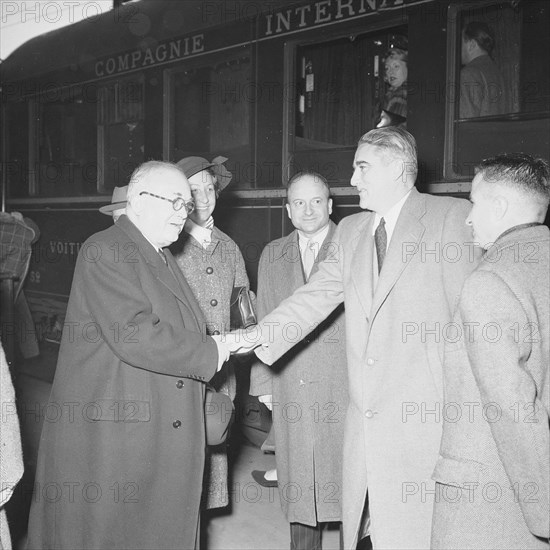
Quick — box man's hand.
[211,335,230,371]
[224,326,263,354]
[258,394,273,411]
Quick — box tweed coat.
[256,188,479,549]
[26,215,219,550]
[1,343,24,550]
[171,225,250,509]
[431,224,550,549]
[250,222,348,526]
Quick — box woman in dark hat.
[170,156,251,511]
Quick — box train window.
[5,102,29,198]
[169,52,251,188]
[34,86,97,197]
[446,1,550,179]
[98,77,145,191]
[290,27,407,186]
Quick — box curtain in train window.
[292,27,407,185]
[36,87,97,197]
[172,54,251,187]
[98,78,145,191]
[449,1,550,179]
[5,102,29,198]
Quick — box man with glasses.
[27,161,231,550]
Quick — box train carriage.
[1,0,549,340]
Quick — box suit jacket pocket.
[86,399,151,422]
[432,455,486,488]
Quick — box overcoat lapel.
[309,220,337,279]
[350,215,375,319]
[164,250,206,330]
[116,216,205,331]
[279,231,307,289]
[370,189,426,327]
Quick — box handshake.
[212,326,266,357]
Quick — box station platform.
[5,343,341,550]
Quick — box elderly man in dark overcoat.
[250,172,348,549]
[26,161,230,550]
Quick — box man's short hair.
[358,127,418,182]
[127,161,180,201]
[463,22,496,56]
[475,153,550,207]
[287,171,331,201]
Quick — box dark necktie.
[374,217,387,274]
[158,249,168,265]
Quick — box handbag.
[204,386,234,446]
[229,286,257,330]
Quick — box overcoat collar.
[115,215,206,331]
[350,188,426,325]
[276,221,337,284]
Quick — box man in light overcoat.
[237,127,479,549]
[26,161,230,550]
[431,153,550,549]
[250,172,348,549]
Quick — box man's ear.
[285,203,292,221]
[328,198,333,216]
[128,195,144,215]
[492,195,509,221]
[391,158,407,183]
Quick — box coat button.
[212,330,220,335]
[365,410,375,419]
[206,267,213,274]
[173,420,182,428]
[366,358,375,366]
[176,380,184,389]
[210,299,218,307]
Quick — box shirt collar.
[184,218,213,248]
[372,189,412,245]
[297,224,330,254]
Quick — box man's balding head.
[126,161,193,249]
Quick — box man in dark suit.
[431,153,550,549]
[250,172,348,549]
[234,127,479,549]
[26,161,230,550]
[459,21,507,118]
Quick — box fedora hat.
[176,156,232,192]
[99,185,128,215]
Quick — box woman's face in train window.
[385,58,407,89]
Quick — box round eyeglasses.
[139,191,195,214]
